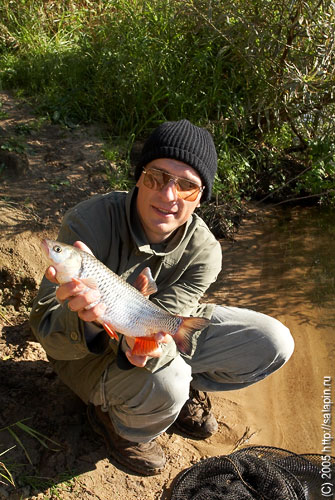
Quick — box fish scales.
[79,250,182,338]
[84,252,181,337]
[41,239,210,355]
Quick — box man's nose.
[160,179,178,201]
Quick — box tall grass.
[1,0,232,133]
[0,0,334,205]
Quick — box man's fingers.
[45,266,58,284]
[56,280,86,302]
[154,332,173,344]
[73,240,93,255]
[78,303,106,322]
[125,350,148,368]
[125,342,163,367]
[123,334,164,367]
[68,289,101,312]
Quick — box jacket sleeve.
[152,238,222,318]
[29,206,112,361]
[29,277,111,360]
[152,262,221,319]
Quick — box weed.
[103,146,134,191]
[0,446,16,487]
[0,419,62,493]
[14,122,32,135]
[20,471,78,499]
[49,178,71,191]
[1,137,26,154]
[0,418,61,467]
[0,100,9,119]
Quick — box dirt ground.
[0,91,333,500]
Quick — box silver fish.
[41,239,210,356]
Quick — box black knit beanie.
[135,119,217,202]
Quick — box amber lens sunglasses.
[142,167,204,201]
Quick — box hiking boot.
[174,388,218,438]
[87,404,166,475]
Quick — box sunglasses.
[142,167,204,201]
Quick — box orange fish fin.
[102,322,119,340]
[131,336,160,356]
[174,317,210,355]
[133,267,157,297]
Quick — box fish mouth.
[41,239,49,257]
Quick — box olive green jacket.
[30,188,222,403]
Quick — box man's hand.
[125,332,173,368]
[45,241,106,322]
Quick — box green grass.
[0,446,16,487]
[0,420,88,498]
[0,0,334,205]
[19,472,79,499]
[0,418,61,490]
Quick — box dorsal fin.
[133,267,158,296]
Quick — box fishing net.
[170,445,335,500]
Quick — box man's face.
[136,158,203,244]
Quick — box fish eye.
[53,245,62,253]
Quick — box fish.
[41,239,210,356]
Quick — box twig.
[231,426,257,452]
[254,163,314,205]
[0,309,14,326]
[272,189,335,206]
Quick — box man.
[30,119,294,476]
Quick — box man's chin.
[148,223,177,243]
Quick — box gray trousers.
[90,306,294,442]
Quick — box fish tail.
[174,316,210,355]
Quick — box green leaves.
[0,0,334,204]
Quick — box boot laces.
[190,388,212,416]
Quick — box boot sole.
[87,404,164,476]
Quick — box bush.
[0,0,334,205]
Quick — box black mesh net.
[170,446,335,500]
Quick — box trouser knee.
[258,316,294,368]
[187,306,294,391]
[101,355,192,442]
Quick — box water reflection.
[207,206,335,329]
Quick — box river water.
[207,205,335,456]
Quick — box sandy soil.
[0,91,334,500]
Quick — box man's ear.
[136,173,143,188]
